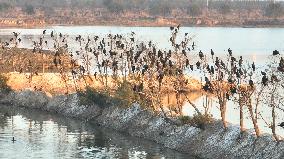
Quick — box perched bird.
[252,62,256,71]
[262,75,269,86]
[228,48,232,56]
[278,122,284,128]
[190,65,194,71]
[199,50,204,59]
[192,42,196,50]
[249,79,254,87]
[211,49,214,56]
[273,50,280,56]
[261,71,266,76]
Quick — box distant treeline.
[0,0,283,17]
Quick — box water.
[0,105,194,159]
[0,26,284,62]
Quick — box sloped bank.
[1,90,284,159]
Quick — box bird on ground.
[43,30,46,35]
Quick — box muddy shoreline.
[1,90,283,159]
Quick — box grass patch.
[179,114,213,129]
[77,86,114,108]
[0,74,12,94]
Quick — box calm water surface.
[0,26,284,62]
[0,105,194,159]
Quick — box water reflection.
[182,94,284,138]
[0,105,194,159]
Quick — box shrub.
[0,74,12,94]
[77,86,113,108]
[114,80,137,107]
[179,114,213,129]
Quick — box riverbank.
[2,17,284,28]
[0,90,283,159]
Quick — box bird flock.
[2,26,284,141]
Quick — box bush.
[77,86,113,108]
[114,80,137,107]
[0,74,12,94]
[179,114,213,129]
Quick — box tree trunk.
[220,99,228,128]
[272,104,279,141]
[248,99,261,137]
[240,103,245,132]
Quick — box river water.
[0,26,284,61]
[0,105,194,159]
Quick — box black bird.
[210,66,214,74]
[239,56,243,66]
[177,24,180,30]
[192,42,196,50]
[196,61,201,69]
[43,30,46,35]
[228,48,232,56]
[51,31,54,37]
[199,50,204,59]
[273,50,280,56]
[261,71,266,76]
[12,137,16,143]
[278,122,284,128]
[271,74,280,82]
[262,75,269,86]
[13,32,18,37]
[252,62,256,71]
[249,79,254,87]
[211,49,214,56]
[190,65,194,71]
